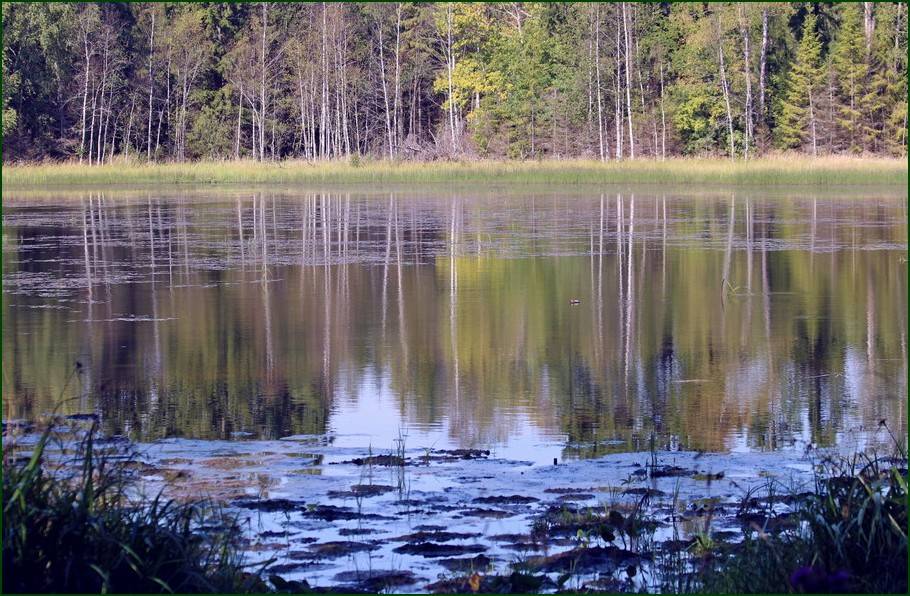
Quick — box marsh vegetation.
[2,156,906,188]
[4,417,906,593]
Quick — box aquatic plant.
[2,422,268,594]
[697,452,908,594]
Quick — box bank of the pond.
[3,420,907,594]
[2,156,906,188]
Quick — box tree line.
[2,2,906,163]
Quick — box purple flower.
[790,566,852,593]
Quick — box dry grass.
[2,155,905,188]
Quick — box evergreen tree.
[869,3,907,155]
[775,13,824,155]
[1,2,905,162]
[829,3,867,152]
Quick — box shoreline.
[5,418,906,593]
[2,156,906,189]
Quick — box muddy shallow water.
[7,420,850,592]
[2,186,907,590]
[144,437,819,592]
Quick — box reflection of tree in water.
[2,191,907,453]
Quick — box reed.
[696,450,908,594]
[3,155,905,188]
[2,423,268,594]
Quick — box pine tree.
[775,13,825,154]
[829,3,867,153]
[873,3,907,155]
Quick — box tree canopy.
[2,2,906,162]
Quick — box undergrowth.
[2,422,269,593]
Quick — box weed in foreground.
[2,422,269,594]
[696,451,907,594]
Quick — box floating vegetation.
[3,418,907,593]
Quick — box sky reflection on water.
[2,188,906,461]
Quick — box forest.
[2,2,907,163]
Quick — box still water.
[3,188,907,461]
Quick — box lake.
[4,187,906,462]
[4,186,907,590]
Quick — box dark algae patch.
[392,530,481,543]
[307,541,381,559]
[332,570,419,591]
[472,494,539,505]
[5,419,907,593]
[327,484,396,498]
[392,542,488,558]
[526,545,646,573]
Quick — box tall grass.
[2,422,268,594]
[697,451,908,594]
[2,155,906,188]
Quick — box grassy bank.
[2,155,906,188]
[697,451,908,594]
[2,423,269,594]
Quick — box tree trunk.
[377,18,394,158]
[740,7,754,159]
[393,4,402,151]
[87,83,97,166]
[147,11,155,161]
[614,6,622,159]
[164,53,171,158]
[321,4,329,158]
[659,60,666,160]
[718,36,735,159]
[758,9,768,125]
[587,15,594,147]
[863,2,875,57]
[622,3,635,159]
[179,68,190,161]
[340,24,351,156]
[109,106,120,163]
[594,5,605,161]
[125,96,135,160]
[809,91,817,157]
[79,30,91,163]
[260,3,268,161]
[97,36,109,165]
[236,83,243,159]
[100,43,114,164]
[631,7,654,157]
[445,4,458,153]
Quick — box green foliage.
[188,87,235,160]
[2,424,268,593]
[1,3,77,158]
[775,14,824,151]
[1,2,906,161]
[828,3,867,152]
[671,84,726,155]
[801,454,908,592]
[700,453,908,594]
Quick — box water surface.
[3,188,907,462]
